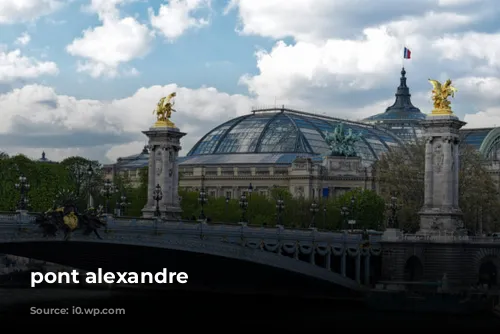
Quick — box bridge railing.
[104,219,368,244]
[0,212,384,245]
[399,234,500,243]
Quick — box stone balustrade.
[387,233,500,243]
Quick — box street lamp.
[86,163,93,209]
[340,206,350,230]
[310,201,319,228]
[239,193,248,223]
[349,195,356,230]
[198,187,207,220]
[225,195,230,219]
[15,174,30,211]
[276,195,285,226]
[116,193,130,217]
[153,184,163,217]
[100,179,116,214]
[323,205,327,226]
[387,195,399,229]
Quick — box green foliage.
[0,154,386,231]
[0,155,74,212]
[375,141,500,233]
[178,188,385,231]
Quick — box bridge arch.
[474,248,500,287]
[404,255,424,282]
[0,234,364,296]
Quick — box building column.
[147,145,156,207]
[355,253,361,284]
[453,139,460,207]
[341,252,346,277]
[364,254,371,285]
[424,137,433,206]
[160,146,169,209]
[443,137,453,207]
[172,148,180,207]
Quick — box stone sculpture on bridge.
[35,202,106,240]
[142,93,186,218]
[152,92,177,128]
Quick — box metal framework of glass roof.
[184,107,404,166]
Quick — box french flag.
[403,47,411,59]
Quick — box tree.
[337,189,386,230]
[0,154,74,212]
[374,140,500,233]
[177,187,385,231]
[60,156,103,209]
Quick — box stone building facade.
[102,68,500,199]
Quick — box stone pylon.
[141,126,186,219]
[418,114,466,234]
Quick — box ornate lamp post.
[387,195,399,229]
[153,184,163,217]
[323,205,327,226]
[225,195,230,219]
[239,193,248,223]
[276,195,285,226]
[310,201,319,228]
[86,163,93,209]
[116,193,130,217]
[198,187,207,220]
[349,195,356,230]
[15,174,30,211]
[340,206,350,230]
[100,179,116,214]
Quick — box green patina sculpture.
[324,123,362,157]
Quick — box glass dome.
[362,68,427,143]
[185,108,404,165]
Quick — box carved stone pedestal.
[418,115,466,234]
[141,126,186,219]
[381,228,402,241]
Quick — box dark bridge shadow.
[479,259,498,287]
[404,256,423,282]
[0,241,362,299]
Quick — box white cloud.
[6,0,500,163]
[66,0,153,78]
[149,0,211,41]
[0,84,254,162]
[15,33,31,46]
[0,0,63,24]
[0,47,58,82]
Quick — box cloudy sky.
[1,0,499,163]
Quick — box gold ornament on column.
[428,79,458,115]
[152,92,177,128]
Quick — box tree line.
[1,139,497,233]
[374,141,500,233]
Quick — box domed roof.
[116,145,149,169]
[363,68,426,123]
[184,107,404,166]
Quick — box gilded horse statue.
[428,79,458,115]
[153,92,176,127]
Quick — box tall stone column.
[146,145,155,207]
[423,137,433,207]
[142,126,186,219]
[418,115,466,234]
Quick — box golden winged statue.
[428,79,458,115]
[152,92,177,128]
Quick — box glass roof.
[460,128,494,150]
[187,108,405,164]
[116,146,149,169]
